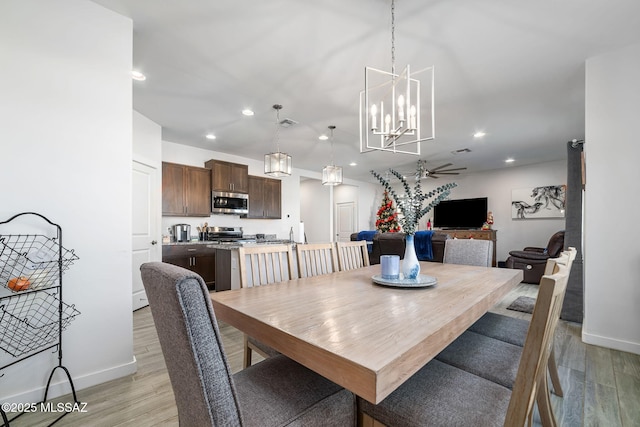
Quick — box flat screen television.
[433,197,488,229]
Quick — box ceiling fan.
[421,163,467,179]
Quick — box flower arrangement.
[371,161,457,235]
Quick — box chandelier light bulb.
[397,95,405,121]
[370,104,378,130]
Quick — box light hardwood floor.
[6,283,640,427]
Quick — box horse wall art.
[511,185,566,219]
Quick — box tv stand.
[441,229,497,267]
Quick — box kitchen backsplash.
[161,215,298,242]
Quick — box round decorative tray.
[372,274,437,288]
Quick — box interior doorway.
[132,160,161,310]
[335,201,357,242]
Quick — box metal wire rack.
[0,291,80,357]
[0,212,80,427]
[0,234,78,293]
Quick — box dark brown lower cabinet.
[215,249,232,291]
[162,244,216,290]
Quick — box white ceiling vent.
[279,118,298,128]
[451,148,472,155]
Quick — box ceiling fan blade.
[430,163,453,172]
[436,167,467,173]
[431,172,460,175]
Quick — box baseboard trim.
[4,357,138,404]
[582,330,640,355]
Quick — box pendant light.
[264,104,292,177]
[360,0,435,155]
[322,125,342,186]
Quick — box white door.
[336,201,357,242]
[132,161,161,310]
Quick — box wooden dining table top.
[210,261,523,404]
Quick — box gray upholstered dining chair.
[336,240,370,271]
[140,262,356,427]
[237,244,295,368]
[358,263,570,427]
[442,238,493,267]
[466,247,577,397]
[296,242,339,277]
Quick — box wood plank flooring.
[6,283,640,427]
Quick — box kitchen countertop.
[163,239,296,250]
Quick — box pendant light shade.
[322,165,343,186]
[264,151,292,177]
[322,125,342,186]
[264,104,292,177]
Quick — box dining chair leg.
[536,373,558,427]
[243,334,252,369]
[548,347,564,397]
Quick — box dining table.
[210,261,523,404]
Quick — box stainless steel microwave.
[212,191,248,214]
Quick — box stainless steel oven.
[211,191,248,214]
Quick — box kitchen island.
[162,238,295,291]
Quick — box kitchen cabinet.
[162,162,211,217]
[215,249,232,291]
[162,244,216,290]
[205,159,249,193]
[245,175,281,219]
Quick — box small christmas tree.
[375,191,401,233]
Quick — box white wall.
[300,179,330,243]
[0,0,135,402]
[372,161,566,261]
[133,111,162,169]
[445,160,567,261]
[583,42,640,355]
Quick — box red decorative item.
[376,191,401,233]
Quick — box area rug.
[506,296,536,314]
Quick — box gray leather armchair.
[506,230,565,284]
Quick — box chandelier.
[264,104,292,177]
[360,0,435,155]
[322,125,343,186]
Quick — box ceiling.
[92,0,640,182]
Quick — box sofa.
[351,231,450,264]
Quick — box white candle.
[370,104,377,130]
[397,94,405,122]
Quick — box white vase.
[402,234,421,279]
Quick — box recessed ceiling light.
[242,109,254,116]
[318,134,329,141]
[473,131,486,138]
[131,70,146,81]
[349,162,357,166]
[205,133,216,140]
[505,158,515,163]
